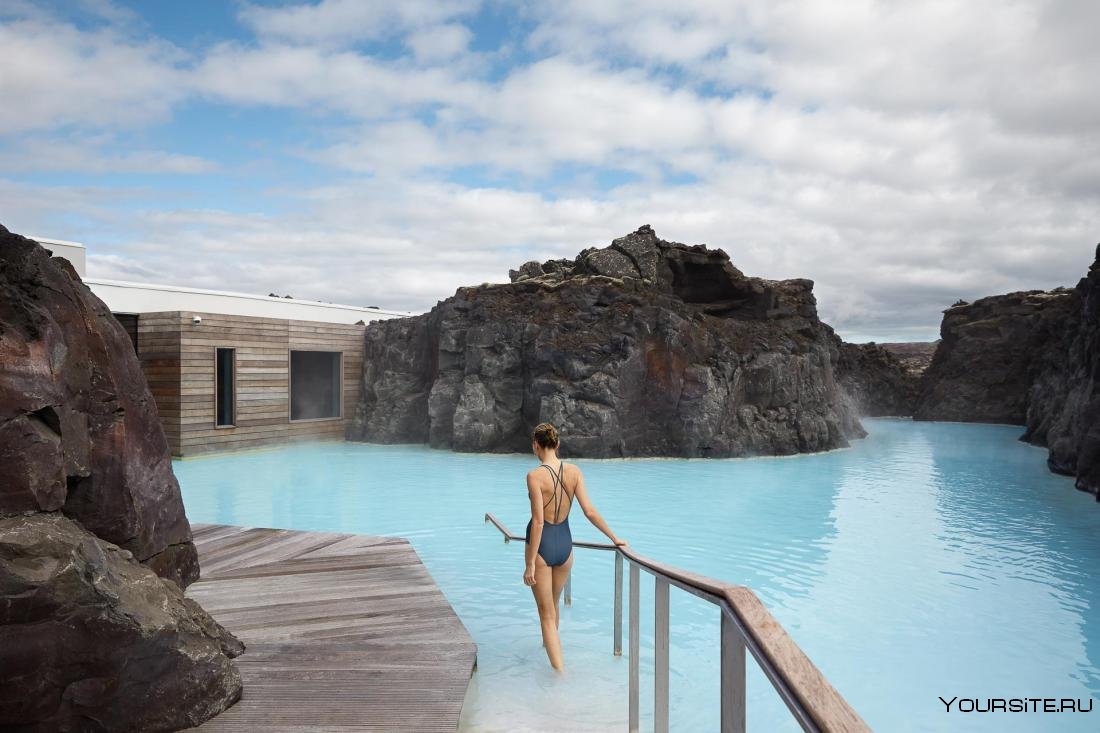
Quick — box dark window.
[112,313,139,352]
[290,351,341,421]
[215,348,235,427]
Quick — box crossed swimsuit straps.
[524,462,574,567]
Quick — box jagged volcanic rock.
[1023,245,1100,496]
[913,289,1073,424]
[836,342,920,417]
[351,226,864,457]
[0,224,242,729]
[0,225,198,587]
[0,514,242,731]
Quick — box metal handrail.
[485,512,870,733]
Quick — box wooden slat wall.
[137,311,185,455]
[135,312,365,457]
[181,313,292,456]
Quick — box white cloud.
[406,23,472,62]
[193,41,486,116]
[2,0,1098,342]
[238,0,478,46]
[86,252,162,281]
[488,58,713,160]
[30,162,1082,344]
[307,120,469,174]
[0,137,217,174]
[0,16,186,134]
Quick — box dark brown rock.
[351,226,864,457]
[0,513,242,732]
[1023,245,1100,496]
[836,342,920,417]
[879,341,938,377]
[0,225,198,587]
[913,289,1073,423]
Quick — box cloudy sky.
[2,0,1097,341]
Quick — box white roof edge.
[30,236,86,248]
[83,277,415,317]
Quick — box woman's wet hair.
[532,422,560,449]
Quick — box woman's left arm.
[524,473,543,586]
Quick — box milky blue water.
[174,419,1100,732]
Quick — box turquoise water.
[174,419,1100,732]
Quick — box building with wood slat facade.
[136,312,371,456]
[36,236,411,457]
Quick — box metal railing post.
[654,577,670,733]
[614,552,623,656]
[721,613,746,733]
[564,575,572,607]
[629,561,640,733]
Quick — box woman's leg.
[551,551,574,630]
[530,555,564,670]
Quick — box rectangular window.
[290,350,342,421]
[215,348,235,427]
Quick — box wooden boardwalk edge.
[186,523,478,732]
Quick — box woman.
[524,422,626,671]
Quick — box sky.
[1,0,1097,342]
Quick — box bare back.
[528,461,577,524]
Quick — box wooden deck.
[185,524,477,732]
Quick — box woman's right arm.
[572,468,626,546]
[524,473,543,586]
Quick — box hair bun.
[532,422,560,448]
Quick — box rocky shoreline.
[2,218,1096,727]
[910,247,1100,497]
[2,215,1094,728]
[351,227,1099,500]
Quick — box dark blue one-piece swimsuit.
[525,462,573,567]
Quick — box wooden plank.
[182,431,291,446]
[186,525,476,733]
[723,588,868,732]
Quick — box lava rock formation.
[836,342,920,417]
[0,225,242,730]
[350,226,865,457]
[0,226,199,585]
[1022,246,1100,496]
[913,289,1073,423]
[912,244,1100,498]
[0,514,243,731]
